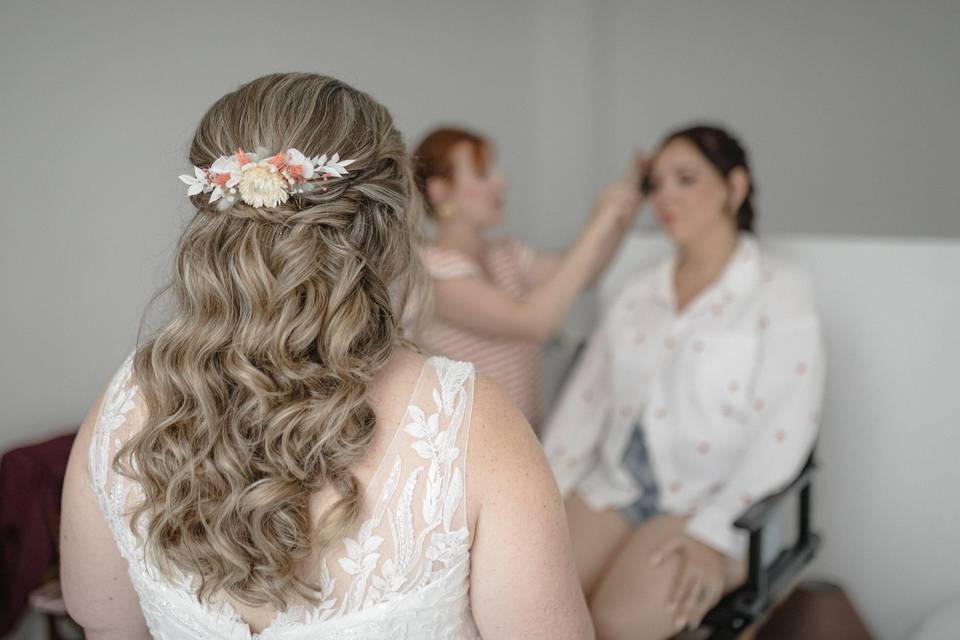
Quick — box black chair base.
[702,454,821,640]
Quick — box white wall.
[568,233,960,640]
[796,237,960,640]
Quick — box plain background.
[2,1,959,638]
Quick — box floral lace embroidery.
[88,354,479,639]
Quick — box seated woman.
[542,125,825,640]
[59,73,592,640]
[413,128,643,430]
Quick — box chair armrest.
[733,458,818,533]
[704,453,821,638]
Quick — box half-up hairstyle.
[645,124,757,232]
[117,73,425,608]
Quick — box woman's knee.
[589,588,678,640]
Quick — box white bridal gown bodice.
[88,353,481,639]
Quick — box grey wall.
[1,0,545,449]
[3,0,958,450]
[587,0,960,241]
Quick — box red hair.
[412,127,491,216]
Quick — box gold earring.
[439,203,457,219]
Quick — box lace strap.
[321,356,477,616]
[87,352,142,548]
[401,357,476,527]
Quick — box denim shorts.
[620,421,663,526]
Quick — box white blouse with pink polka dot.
[542,237,825,558]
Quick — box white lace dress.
[88,353,481,639]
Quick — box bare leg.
[589,514,687,640]
[564,492,632,597]
[589,514,747,640]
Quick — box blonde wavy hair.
[117,73,425,608]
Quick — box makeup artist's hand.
[588,150,646,231]
[588,181,642,233]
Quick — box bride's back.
[60,71,593,640]
[220,348,481,635]
[87,346,481,638]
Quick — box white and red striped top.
[418,236,543,428]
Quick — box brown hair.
[117,73,424,609]
[411,126,490,216]
[643,124,757,233]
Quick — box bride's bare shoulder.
[466,372,559,512]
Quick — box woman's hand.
[430,150,644,344]
[588,150,646,233]
[651,533,728,631]
[589,181,643,233]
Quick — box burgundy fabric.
[757,581,874,640]
[0,432,76,636]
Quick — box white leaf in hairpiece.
[179,166,207,196]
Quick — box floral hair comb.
[179,148,356,210]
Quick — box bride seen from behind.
[59,72,592,640]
